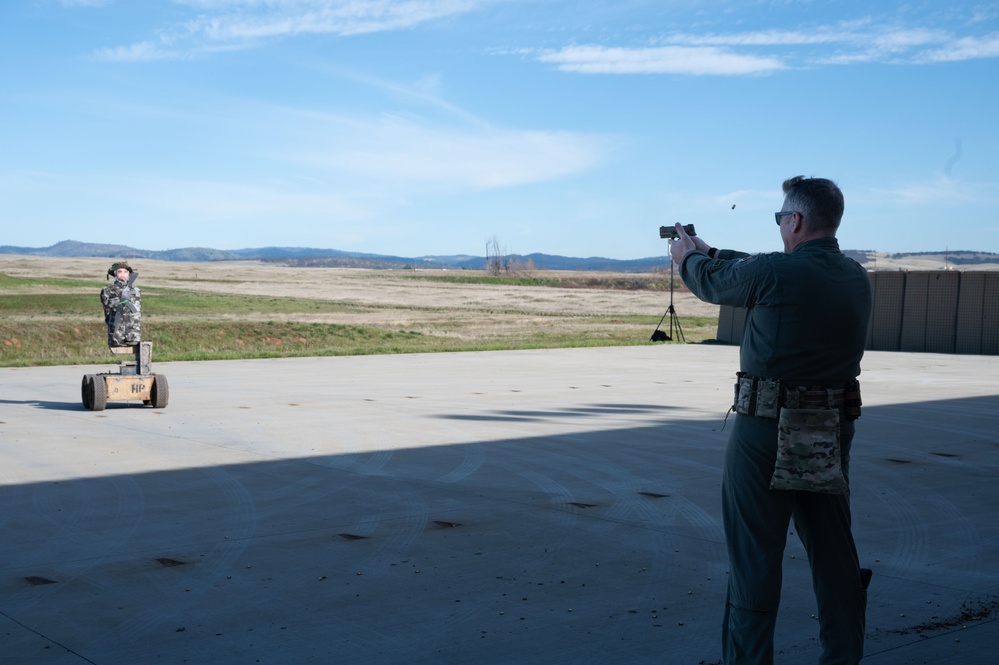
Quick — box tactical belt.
[734,372,862,421]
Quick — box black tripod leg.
[650,308,671,341]
[668,305,686,343]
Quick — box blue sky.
[2,1,998,259]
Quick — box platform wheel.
[91,375,107,412]
[151,374,169,409]
[81,374,94,410]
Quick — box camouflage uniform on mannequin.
[101,261,141,346]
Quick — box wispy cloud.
[96,0,493,61]
[535,22,999,76]
[90,3,999,71]
[183,0,487,40]
[537,45,786,76]
[274,112,611,190]
[866,176,997,206]
[2,108,610,247]
[318,69,490,129]
[917,31,999,63]
[97,40,174,62]
[61,0,112,6]
[3,94,613,237]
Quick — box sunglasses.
[774,211,797,225]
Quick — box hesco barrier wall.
[714,271,999,355]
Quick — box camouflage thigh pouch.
[769,408,848,495]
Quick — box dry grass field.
[0,255,721,366]
[2,251,992,367]
[1,253,720,322]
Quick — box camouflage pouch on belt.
[769,408,848,494]
[735,375,781,419]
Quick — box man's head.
[107,261,133,281]
[776,176,844,252]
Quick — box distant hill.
[2,240,997,272]
[0,240,243,262]
[0,240,673,272]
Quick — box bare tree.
[486,235,505,275]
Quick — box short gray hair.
[782,176,844,233]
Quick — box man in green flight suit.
[669,176,872,664]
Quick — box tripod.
[650,256,685,343]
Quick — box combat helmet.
[107,261,134,280]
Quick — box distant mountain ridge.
[0,239,672,272]
[2,240,997,272]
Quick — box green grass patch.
[0,317,715,367]
[0,320,431,366]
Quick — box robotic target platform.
[84,268,169,411]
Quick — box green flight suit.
[679,238,872,665]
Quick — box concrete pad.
[1,346,997,664]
